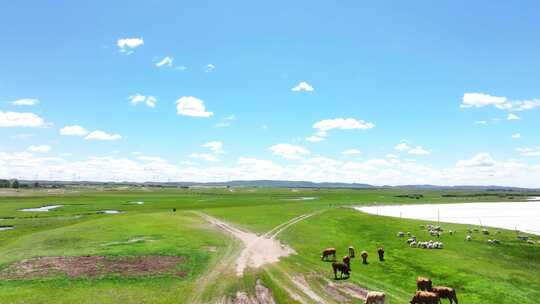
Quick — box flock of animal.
[319,246,459,304]
[316,223,536,303]
[321,246,387,304]
[412,277,458,304]
[321,246,385,279]
[398,225,445,250]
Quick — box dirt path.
[199,212,318,276]
[196,211,328,303]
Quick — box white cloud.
[205,64,215,72]
[175,65,187,71]
[516,147,540,157]
[306,136,325,142]
[0,111,47,128]
[507,113,520,120]
[1,150,539,187]
[189,153,219,162]
[313,118,375,132]
[291,81,314,92]
[512,133,521,139]
[461,92,540,112]
[461,93,507,109]
[269,144,310,160]
[474,120,488,125]
[117,37,144,54]
[456,153,495,168]
[128,94,157,108]
[85,130,122,141]
[176,96,213,118]
[394,142,410,151]
[156,56,173,67]
[202,141,224,154]
[12,98,39,106]
[342,149,361,155]
[60,125,88,136]
[408,146,431,156]
[28,145,51,153]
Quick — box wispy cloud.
[12,98,39,106]
[205,64,215,72]
[155,56,173,68]
[269,143,310,160]
[85,130,122,141]
[129,94,157,108]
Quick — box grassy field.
[0,187,539,303]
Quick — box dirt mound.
[0,256,186,279]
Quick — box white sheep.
[466,235,472,241]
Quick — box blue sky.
[1,1,539,186]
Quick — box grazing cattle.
[416,277,433,291]
[349,246,356,258]
[361,250,369,264]
[343,255,351,270]
[332,262,350,279]
[365,291,385,304]
[432,286,458,304]
[172,208,176,212]
[466,235,472,241]
[482,229,490,235]
[377,247,385,261]
[321,248,337,261]
[397,232,405,237]
[410,291,439,304]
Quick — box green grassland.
[0,187,539,303]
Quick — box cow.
[321,248,337,261]
[365,291,385,304]
[416,277,433,291]
[343,255,351,270]
[377,247,385,261]
[332,262,350,279]
[348,246,356,258]
[432,286,458,304]
[361,250,369,264]
[410,291,439,304]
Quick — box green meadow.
[0,187,538,303]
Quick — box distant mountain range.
[15,179,540,191]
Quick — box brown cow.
[365,291,385,304]
[321,248,337,261]
[410,291,439,304]
[361,250,369,264]
[343,255,351,270]
[332,262,350,279]
[432,286,458,304]
[416,277,433,291]
[377,247,385,261]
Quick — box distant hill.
[11,179,540,191]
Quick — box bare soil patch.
[226,280,277,304]
[0,256,186,279]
